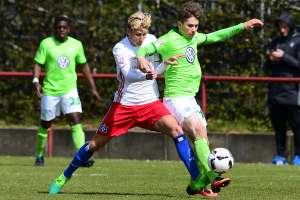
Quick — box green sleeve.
[76,42,87,64]
[34,40,47,65]
[136,42,158,57]
[136,34,170,57]
[136,43,156,57]
[200,23,244,45]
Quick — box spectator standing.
[266,13,300,165]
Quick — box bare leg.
[152,115,183,138]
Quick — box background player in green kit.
[136,1,263,195]
[33,16,101,167]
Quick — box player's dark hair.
[178,1,204,23]
[53,16,69,28]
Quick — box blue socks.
[173,133,200,181]
[63,135,200,181]
[64,142,94,178]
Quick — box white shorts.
[163,96,207,128]
[41,89,82,121]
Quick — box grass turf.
[0,156,299,200]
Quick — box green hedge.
[1,0,299,131]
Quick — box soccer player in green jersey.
[33,16,101,167]
[136,1,263,195]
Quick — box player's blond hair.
[127,12,151,31]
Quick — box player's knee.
[166,124,183,138]
[68,117,80,126]
[187,125,206,139]
[41,120,52,129]
[67,113,81,126]
[174,124,183,135]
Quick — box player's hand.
[34,82,42,98]
[145,70,157,80]
[242,19,264,30]
[92,89,102,104]
[164,53,186,65]
[137,56,153,73]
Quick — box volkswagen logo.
[57,56,70,69]
[185,47,195,64]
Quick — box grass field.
[0,156,299,200]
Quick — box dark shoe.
[211,177,230,193]
[186,185,218,197]
[35,156,44,166]
[81,159,95,167]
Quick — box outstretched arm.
[203,18,263,44]
[81,63,101,104]
[242,18,264,30]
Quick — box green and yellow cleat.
[49,173,72,194]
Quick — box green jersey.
[34,36,87,96]
[136,23,244,97]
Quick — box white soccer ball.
[207,147,234,174]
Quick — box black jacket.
[266,13,300,106]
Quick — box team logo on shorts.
[57,56,70,69]
[99,125,108,133]
[185,107,191,112]
[185,47,195,64]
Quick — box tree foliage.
[1,0,300,131]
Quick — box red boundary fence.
[2,71,300,157]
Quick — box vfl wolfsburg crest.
[185,47,195,64]
[57,56,70,69]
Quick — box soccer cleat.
[81,159,95,167]
[35,156,44,166]
[211,177,231,193]
[186,185,218,197]
[49,173,71,194]
[188,173,210,192]
[292,155,300,165]
[271,155,288,165]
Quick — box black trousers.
[270,104,300,158]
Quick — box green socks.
[193,149,204,173]
[190,172,211,190]
[36,125,49,157]
[71,124,85,151]
[193,149,210,186]
[37,124,85,156]
[194,138,218,183]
